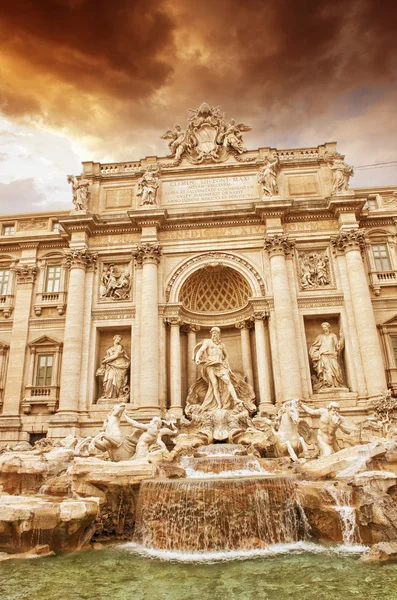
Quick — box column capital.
[235,319,254,330]
[264,234,295,258]
[252,311,269,321]
[64,248,97,269]
[331,230,366,254]
[132,242,162,265]
[164,316,182,326]
[182,323,201,334]
[14,264,38,284]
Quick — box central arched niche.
[177,264,257,404]
[179,264,251,312]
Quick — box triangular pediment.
[28,335,62,349]
[382,315,397,326]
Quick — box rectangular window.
[372,244,391,271]
[36,354,53,387]
[391,337,397,366]
[45,265,61,293]
[3,224,15,236]
[0,269,9,295]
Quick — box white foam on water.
[183,467,270,479]
[119,541,369,563]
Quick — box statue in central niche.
[191,327,255,412]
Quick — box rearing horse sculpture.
[272,399,311,461]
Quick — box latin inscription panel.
[162,175,259,205]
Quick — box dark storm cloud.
[0,0,396,156]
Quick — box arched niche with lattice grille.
[179,265,251,312]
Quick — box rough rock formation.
[0,494,99,553]
[299,442,387,479]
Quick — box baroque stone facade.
[0,103,396,444]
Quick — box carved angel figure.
[257,155,279,197]
[161,124,193,161]
[136,166,159,205]
[327,155,354,194]
[67,175,91,211]
[221,119,251,154]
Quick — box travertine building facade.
[0,103,396,444]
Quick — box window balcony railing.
[33,291,67,316]
[0,294,14,318]
[22,385,59,414]
[370,270,397,295]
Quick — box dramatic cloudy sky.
[0,0,396,214]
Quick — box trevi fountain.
[1,327,397,598]
[0,104,397,598]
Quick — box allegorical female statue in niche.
[96,335,130,400]
[309,322,345,391]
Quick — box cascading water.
[180,455,268,478]
[326,485,359,546]
[134,476,303,552]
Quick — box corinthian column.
[253,313,273,409]
[2,265,38,419]
[166,317,183,418]
[132,243,162,413]
[184,324,200,389]
[264,235,302,400]
[332,230,387,398]
[50,249,96,432]
[235,320,254,388]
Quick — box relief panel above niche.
[296,247,335,291]
[287,173,320,196]
[104,187,134,210]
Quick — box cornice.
[372,297,397,309]
[57,214,101,236]
[91,307,136,320]
[128,209,167,229]
[297,294,345,308]
[29,317,66,328]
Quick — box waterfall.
[134,476,303,552]
[327,485,359,546]
[180,455,268,478]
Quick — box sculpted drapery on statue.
[67,174,91,211]
[96,335,130,401]
[188,327,255,413]
[309,322,345,391]
[257,154,279,197]
[325,154,354,194]
[136,166,159,205]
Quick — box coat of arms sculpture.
[161,102,252,165]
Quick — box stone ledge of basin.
[0,494,99,523]
[69,457,156,483]
[299,442,388,479]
